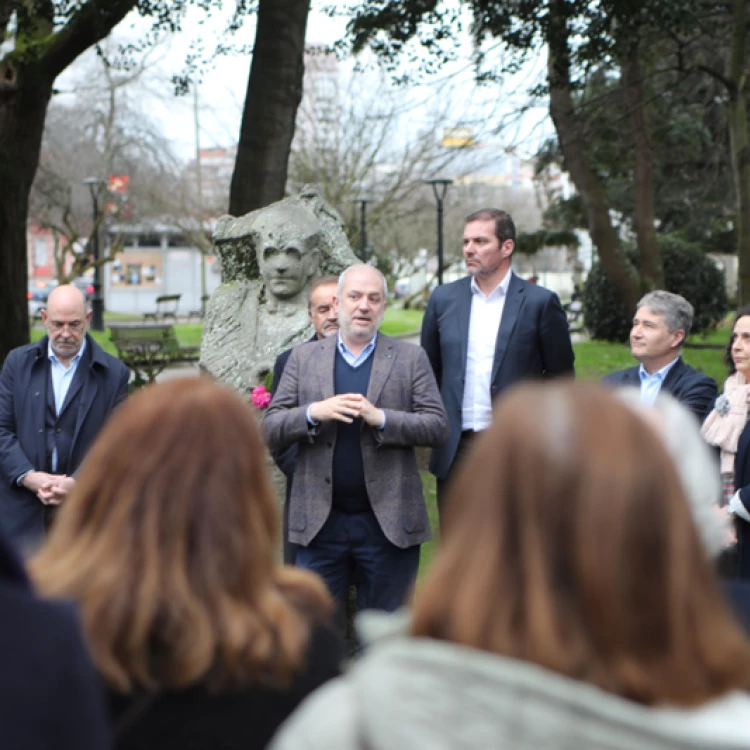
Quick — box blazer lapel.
[58,346,92,418]
[29,348,48,470]
[491,274,525,384]
[660,357,684,395]
[457,279,472,377]
[70,368,97,460]
[317,336,336,399]
[367,336,395,406]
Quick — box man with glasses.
[0,285,129,549]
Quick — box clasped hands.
[309,393,384,427]
[21,471,76,505]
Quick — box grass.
[380,307,424,336]
[30,322,202,357]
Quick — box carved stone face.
[253,205,322,300]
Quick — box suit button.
[56,428,61,433]
[324,477,331,484]
[38,428,43,433]
[34,392,40,396]
[326,442,333,448]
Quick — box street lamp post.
[354,198,370,261]
[83,177,105,331]
[424,178,453,286]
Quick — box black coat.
[602,358,717,423]
[0,528,111,749]
[733,420,750,578]
[0,334,129,548]
[108,624,344,750]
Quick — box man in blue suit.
[0,285,129,550]
[421,208,575,512]
[602,290,717,422]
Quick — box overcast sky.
[52,2,549,164]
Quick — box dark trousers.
[436,430,482,523]
[296,508,420,614]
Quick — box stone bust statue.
[200,187,359,395]
[254,204,321,309]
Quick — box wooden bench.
[143,294,181,321]
[109,323,199,387]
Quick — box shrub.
[583,235,729,341]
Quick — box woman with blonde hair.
[272,382,750,750]
[32,378,342,750]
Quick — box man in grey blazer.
[265,264,448,613]
[421,208,575,512]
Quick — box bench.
[109,323,200,387]
[564,300,584,333]
[143,294,181,321]
[188,295,210,321]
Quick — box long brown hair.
[32,378,332,692]
[412,382,750,706]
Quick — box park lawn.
[380,307,424,336]
[30,323,202,357]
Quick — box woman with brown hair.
[272,382,750,750]
[32,378,343,750]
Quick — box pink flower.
[251,385,272,409]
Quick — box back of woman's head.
[412,382,750,706]
[32,378,331,691]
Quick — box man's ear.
[671,328,686,348]
[502,239,515,258]
[85,309,93,324]
[40,308,48,324]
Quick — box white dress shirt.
[637,357,679,407]
[48,339,87,472]
[462,271,512,431]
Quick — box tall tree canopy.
[345,0,747,307]
[0,0,311,364]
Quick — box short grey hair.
[637,290,694,338]
[337,264,388,298]
[615,388,727,559]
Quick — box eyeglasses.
[48,321,84,333]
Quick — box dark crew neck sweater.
[332,347,374,513]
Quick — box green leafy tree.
[344,0,743,315]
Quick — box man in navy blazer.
[0,285,129,550]
[602,290,717,422]
[421,208,575,511]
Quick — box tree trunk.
[0,64,55,364]
[229,0,311,216]
[728,0,750,305]
[0,0,139,365]
[622,55,663,290]
[546,0,640,312]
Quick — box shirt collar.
[48,336,86,365]
[337,331,378,357]
[470,268,513,300]
[638,356,679,383]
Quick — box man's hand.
[355,395,385,427]
[309,394,384,427]
[22,472,74,505]
[42,475,76,505]
[21,471,59,496]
